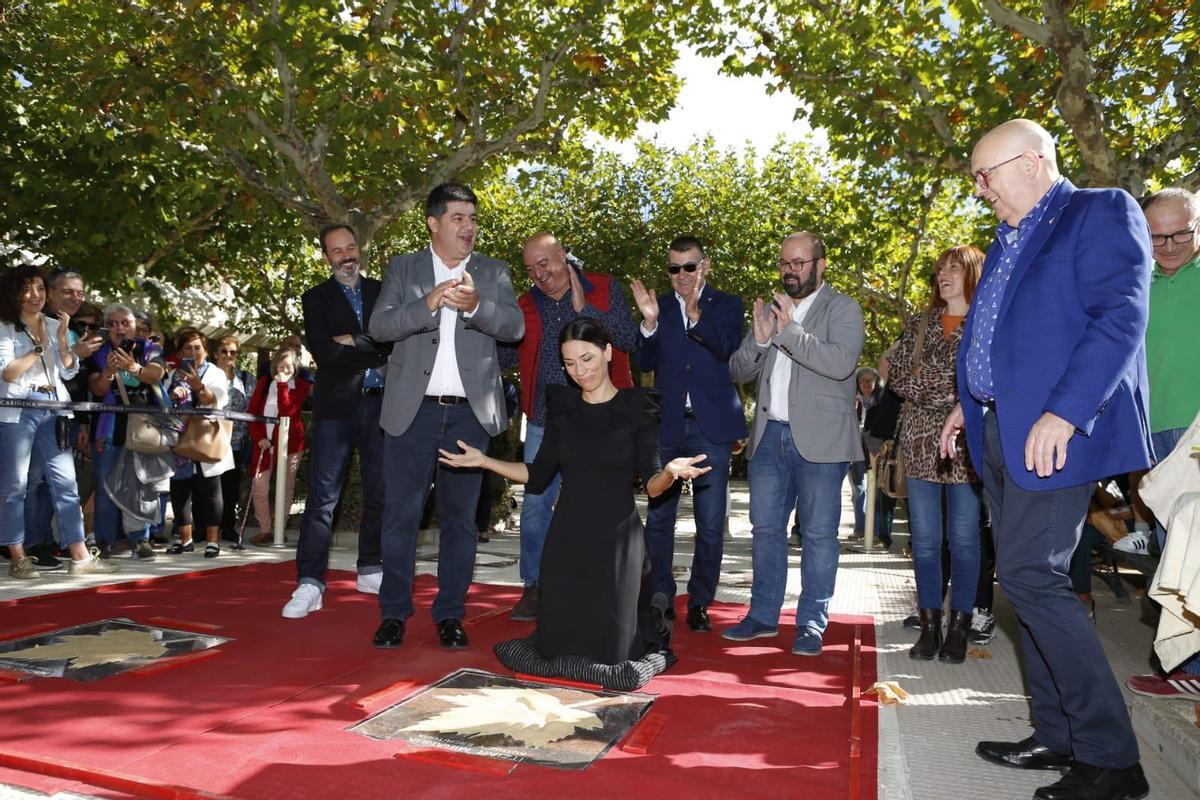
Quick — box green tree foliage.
[439,138,987,358]
[0,0,716,328]
[722,0,1199,196]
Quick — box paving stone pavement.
[2,480,1197,799]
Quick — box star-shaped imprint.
[4,629,168,669]
[403,687,607,747]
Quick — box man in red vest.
[504,232,638,620]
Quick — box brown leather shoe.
[939,610,971,663]
[510,584,539,621]
[908,608,942,660]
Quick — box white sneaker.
[356,571,382,595]
[968,607,996,645]
[1112,529,1151,554]
[68,555,119,576]
[281,584,323,618]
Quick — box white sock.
[1134,522,1151,533]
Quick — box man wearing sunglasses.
[938,119,1151,800]
[630,236,748,633]
[727,232,864,655]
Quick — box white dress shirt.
[426,246,472,397]
[767,283,824,423]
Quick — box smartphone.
[180,357,196,372]
[96,326,111,338]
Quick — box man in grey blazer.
[367,182,525,650]
[724,232,865,656]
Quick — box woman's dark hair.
[0,264,48,325]
[558,316,612,351]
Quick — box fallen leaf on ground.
[864,681,910,705]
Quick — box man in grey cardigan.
[724,232,865,656]
[367,182,524,650]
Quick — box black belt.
[362,387,384,396]
[425,395,468,406]
[683,408,696,419]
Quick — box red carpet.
[0,562,877,800]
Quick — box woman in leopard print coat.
[886,245,985,665]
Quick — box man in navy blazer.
[940,119,1152,800]
[631,236,747,633]
[283,224,391,620]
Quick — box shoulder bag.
[877,310,933,500]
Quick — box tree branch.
[896,179,942,306]
[368,0,399,39]
[979,0,1052,45]
[222,145,326,224]
[138,190,230,273]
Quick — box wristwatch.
[32,345,44,355]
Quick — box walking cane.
[240,439,272,544]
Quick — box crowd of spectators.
[0,265,312,577]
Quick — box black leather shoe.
[437,618,468,649]
[1034,762,1148,800]
[372,618,406,648]
[976,736,1074,771]
[687,605,712,633]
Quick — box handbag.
[175,415,232,463]
[877,429,907,499]
[117,378,175,455]
[876,310,934,500]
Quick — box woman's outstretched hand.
[665,454,711,481]
[438,440,486,469]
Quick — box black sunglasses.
[667,260,702,275]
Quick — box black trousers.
[981,410,1137,767]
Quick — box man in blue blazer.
[940,119,1152,800]
[630,236,748,633]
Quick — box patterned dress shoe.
[976,736,1073,771]
[437,618,468,649]
[372,618,406,648]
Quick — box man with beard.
[630,235,747,632]
[367,182,524,649]
[281,224,391,619]
[939,119,1151,800]
[24,270,102,569]
[725,232,864,656]
[504,232,638,621]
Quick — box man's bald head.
[522,232,572,300]
[974,119,1059,173]
[971,119,1061,227]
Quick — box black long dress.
[525,384,662,665]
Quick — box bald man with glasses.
[940,119,1152,800]
[630,235,747,633]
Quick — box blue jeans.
[296,394,385,588]
[906,477,982,613]
[378,400,490,622]
[1150,427,1186,552]
[847,459,867,533]
[0,402,85,548]
[93,443,151,544]
[518,423,560,587]
[747,421,848,633]
[22,479,54,547]
[645,419,734,608]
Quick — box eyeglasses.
[972,152,1042,190]
[218,348,239,355]
[778,257,819,272]
[1150,226,1197,248]
[148,335,163,344]
[667,260,703,275]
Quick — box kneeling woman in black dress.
[439,318,709,684]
